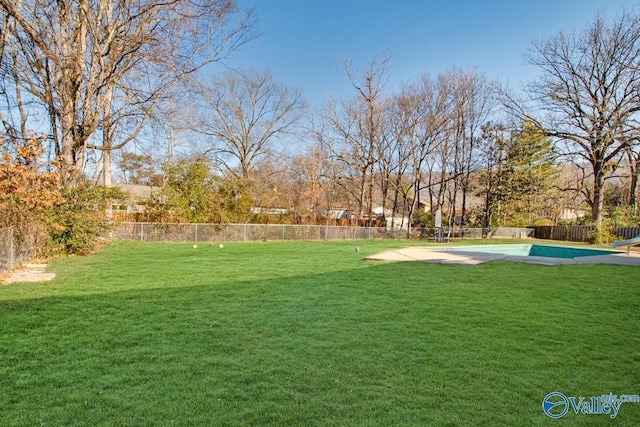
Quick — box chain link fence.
[0,227,14,273]
[111,222,535,243]
[1,223,535,272]
[111,223,390,242]
[0,226,50,274]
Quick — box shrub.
[47,185,124,255]
[1,135,124,256]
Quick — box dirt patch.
[2,263,55,285]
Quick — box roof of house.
[118,184,160,201]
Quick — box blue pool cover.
[446,244,617,259]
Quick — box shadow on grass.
[1,259,639,426]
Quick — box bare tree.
[318,52,392,226]
[624,142,640,215]
[425,73,456,223]
[447,69,494,232]
[376,95,410,228]
[390,75,448,234]
[524,11,640,238]
[194,68,305,180]
[0,0,254,186]
[1,4,39,155]
[286,145,328,223]
[310,111,361,224]
[118,152,155,185]
[318,97,369,222]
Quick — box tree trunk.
[367,167,374,226]
[630,172,638,217]
[358,171,366,226]
[103,147,113,221]
[101,83,114,188]
[59,127,84,186]
[591,163,606,241]
[103,149,112,187]
[406,183,418,239]
[460,182,467,235]
[391,174,402,229]
[628,148,639,216]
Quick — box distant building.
[322,208,354,221]
[250,207,289,216]
[558,208,586,222]
[116,184,160,213]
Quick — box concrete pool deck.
[364,246,640,266]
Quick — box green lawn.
[1,239,639,426]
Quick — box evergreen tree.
[504,120,557,226]
[477,120,557,227]
[478,122,509,228]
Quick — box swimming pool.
[364,244,640,265]
[446,244,618,259]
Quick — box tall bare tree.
[524,11,640,238]
[401,74,451,235]
[0,0,254,186]
[318,97,368,222]
[318,52,391,226]
[376,94,410,228]
[447,69,494,232]
[195,68,305,180]
[310,112,361,223]
[427,73,456,221]
[386,97,409,227]
[1,3,37,154]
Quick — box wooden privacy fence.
[532,225,640,242]
[612,226,640,239]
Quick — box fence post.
[9,226,15,270]
[195,224,198,242]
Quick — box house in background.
[112,184,160,220]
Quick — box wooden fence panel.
[569,226,590,242]
[612,226,640,239]
[534,225,640,242]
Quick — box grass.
[1,239,639,426]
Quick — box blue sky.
[218,0,632,108]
